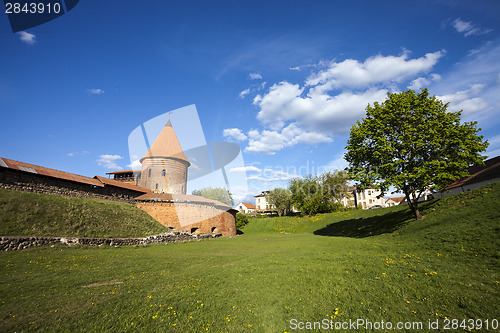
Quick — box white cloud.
[17,31,36,45]
[429,41,500,126]
[244,50,447,155]
[239,88,250,99]
[88,88,105,95]
[127,159,142,170]
[229,165,262,173]
[305,50,444,89]
[452,18,491,37]
[97,154,123,170]
[408,74,441,90]
[321,154,348,172]
[249,73,263,80]
[485,134,500,158]
[67,150,90,157]
[247,167,298,182]
[223,128,248,141]
[254,82,388,135]
[245,123,332,155]
[438,84,488,114]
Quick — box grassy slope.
[0,189,168,238]
[0,184,498,332]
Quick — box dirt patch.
[81,280,123,288]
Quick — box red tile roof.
[0,157,104,187]
[445,156,500,190]
[386,196,405,203]
[93,176,150,194]
[239,202,256,209]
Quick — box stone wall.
[136,201,237,236]
[0,231,221,251]
[0,168,141,203]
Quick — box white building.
[235,202,256,214]
[350,187,385,209]
[254,190,274,212]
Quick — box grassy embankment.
[0,189,168,238]
[0,184,499,332]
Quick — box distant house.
[333,186,385,209]
[436,155,500,197]
[254,191,275,212]
[235,202,256,214]
[385,196,405,207]
[350,187,386,209]
[399,187,434,203]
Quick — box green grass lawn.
[1,184,499,332]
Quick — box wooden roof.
[0,157,104,187]
[93,176,150,194]
[140,120,190,165]
[105,170,139,175]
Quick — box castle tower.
[139,119,190,194]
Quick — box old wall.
[0,168,141,203]
[136,201,236,236]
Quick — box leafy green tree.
[192,187,234,207]
[345,89,488,219]
[321,170,350,210]
[289,175,335,215]
[266,188,292,216]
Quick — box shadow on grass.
[315,200,441,238]
[313,210,414,238]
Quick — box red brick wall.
[136,201,236,236]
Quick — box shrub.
[235,213,250,232]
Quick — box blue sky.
[1,0,499,203]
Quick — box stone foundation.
[0,231,221,251]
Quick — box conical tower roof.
[140,120,191,165]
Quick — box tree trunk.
[404,191,423,220]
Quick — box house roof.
[0,157,104,187]
[386,196,405,203]
[254,190,270,197]
[134,192,233,210]
[140,119,190,165]
[238,202,256,209]
[93,176,150,194]
[445,155,500,190]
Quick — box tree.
[288,175,337,215]
[345,88,488,219]
[266,188,292,216]
[321,170,350,210]
[192,187,234,207]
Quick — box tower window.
[156,183,158,190]
[162,169,165,177]
[148,169,151,177]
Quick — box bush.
[235,213,250,232]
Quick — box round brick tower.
[139,119,190,194]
